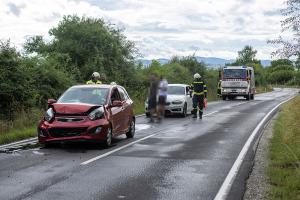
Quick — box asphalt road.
[0,88,298,200]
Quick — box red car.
[38,84,135,147]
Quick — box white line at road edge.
[81,110,218,165]
[213,95,297,200]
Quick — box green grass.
[0,109,42,145]
[0,126,37,145]
[133,98,145,115]
[267,95,300,200]
[256,85,273,94]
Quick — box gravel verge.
[243,115,277,200]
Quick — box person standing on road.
[148,74,158,123]
[217,80,222,97]
[190,73,207,119]
[157,75,168,122]
[86,72,102,84]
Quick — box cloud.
[7,2,25,17]
[0,0,286,59]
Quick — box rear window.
[58,87,109,105]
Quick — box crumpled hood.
[52,103,99,115]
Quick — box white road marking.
[81,133,159,165]
[81,110,219,165]
[213,94,297,200]
[204,111,218,116]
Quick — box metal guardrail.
[0,137,38,152]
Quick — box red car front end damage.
[38,104,110,144]
[37,84,135,146]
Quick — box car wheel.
[126,119,135,138]
[104,127,113,147]
[222,95,227,100]
[181,103,187,117]
[145,112,150,117]
[251,94,254,100]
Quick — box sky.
[0,0,286,60]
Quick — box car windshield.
[57,87,109,105]
[168,86,185,95]
[223,69,247,79]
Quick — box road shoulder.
[243,115,277,200]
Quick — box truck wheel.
[246,93,250,101]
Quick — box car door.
[118,86,131,132]
[185,86,193,112]
[109,88,123,135]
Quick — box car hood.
[52,103,100,115]
[166,95,185,102]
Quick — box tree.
[232,45,260,65]
[0,41,33,119]
[170,56,206,77]
[271,59,293,67]
[25,15,136,83]
[268,0,300,58]
[295,54,300,70]
[266,59,295,84]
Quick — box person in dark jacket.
[190,73,207,119]
[148,74,158,122]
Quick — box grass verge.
[267,95,300,199]
[0,126,36,145]
[256,85,273,94]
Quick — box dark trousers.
[193,95,204,116]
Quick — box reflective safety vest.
[191,79,207,97]
[86,80,102,84]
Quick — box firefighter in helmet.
[86,72,102,84]
[190,73,207,119]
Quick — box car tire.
[145,112,150,117]
[222,95,227,100]
[251,94,254,100]
[104,126,113,147]
[181,103,187,117]
[126,119,135,138]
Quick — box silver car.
[145,84,193,117]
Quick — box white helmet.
[110,81,117,85]
[194,73,201,79]
[92,72,100,79]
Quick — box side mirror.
[47,99,57,105]
[111,100,123,107]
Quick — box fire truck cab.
[221,66,255,100]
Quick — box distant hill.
[137,57,271,67]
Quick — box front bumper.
[222,88,248,96]
[145,102,184,114]
[38,116,110,144]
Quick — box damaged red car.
[38,84,135,147]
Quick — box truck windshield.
[223,69,247,79]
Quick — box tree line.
[0,14,299,122]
